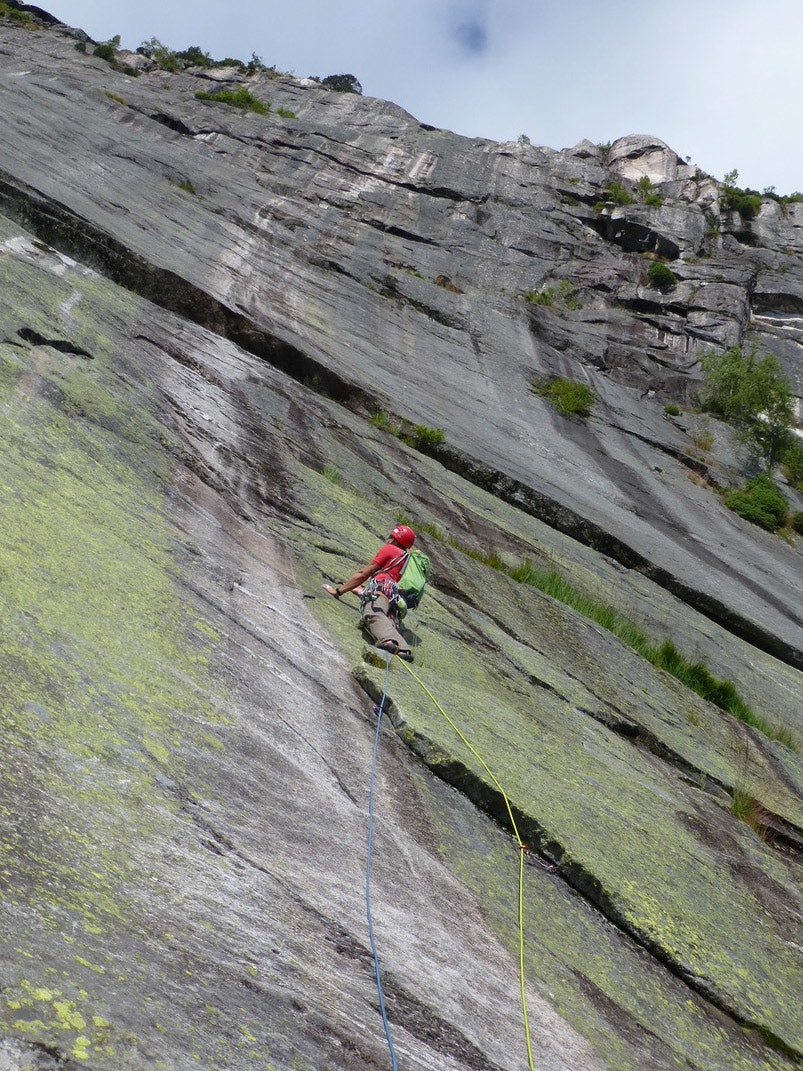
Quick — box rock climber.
[324,524,416,661]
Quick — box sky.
[44,0,803,195]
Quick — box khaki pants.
[361,593,411,656]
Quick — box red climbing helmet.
[390,524,415,549]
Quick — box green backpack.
[399,550,431,610]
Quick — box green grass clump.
[532,376,596,417]
[412,424,445,447]
[195,87,270,115]
[664,403,681,416]
[730,787,769,836]
[792,511,803,535]
[370,410,391,429]
[724,475,788,531]
[0,2,33,21]
[322,465,342,485]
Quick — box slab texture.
[0,11,801,1071]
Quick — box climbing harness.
[365,653,536,1071]
[365,655,399,1070]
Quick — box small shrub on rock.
[139,37,182,72]
[721,186,762,220]
[604,180,633,206]
[636,175,664,206]
[174,45,212,68]
[93,43,116,62]
[792,511,803,535]
[664,403,681,416]
[724,475,788,531]
[647,261,677,292]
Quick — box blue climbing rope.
[366,655,399,1070]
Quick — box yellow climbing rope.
[398,659,536,1071]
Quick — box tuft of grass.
[434,275,463,293]
[397,423,445,448]
[690,427,714,453]
[0,1,34,20]
[370,410,391,429]
[322,465,342,485]
[276,106,296,119]
[417,520,448,542]
[412,424,445,447]
[466,546,505,570]
[104,91,128,106]
[177,179,196,195]
[730,787,770,837]
[664,403,681,416]
[532,376,596,417]
[195,87,270,115]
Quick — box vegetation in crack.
[398,514,798,751]
[370,410,446,449]
[195,87,270,115]
[523,278,582,310]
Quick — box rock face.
[0,11,801,1071]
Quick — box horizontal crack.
[363,685,802,1062]
[418,439,803,673]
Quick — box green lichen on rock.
[0,235,229,1061]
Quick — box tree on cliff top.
[319,73,362,94]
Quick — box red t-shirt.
[370,543,408,584]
